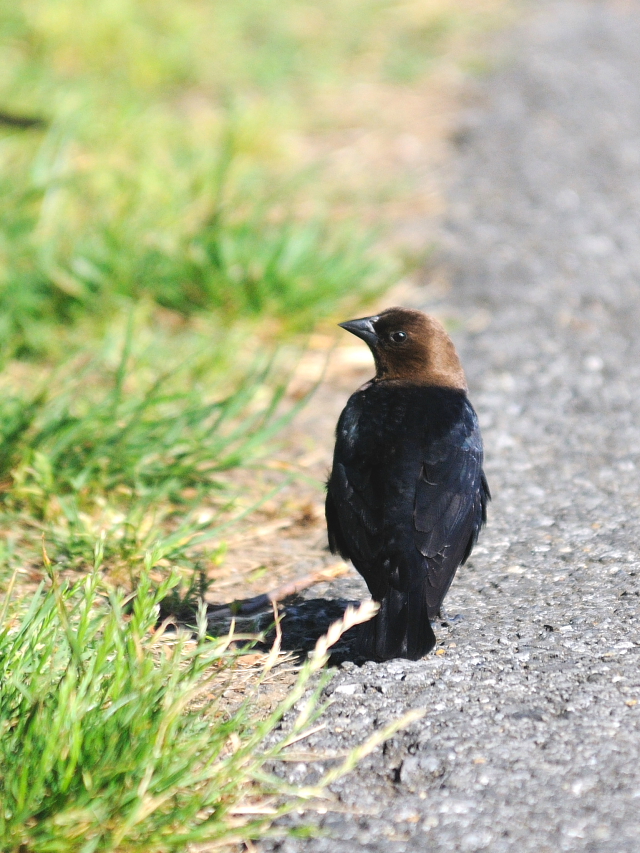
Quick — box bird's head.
[339,307,467,389]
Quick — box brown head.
[339,307,467,390]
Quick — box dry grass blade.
[311,599,380,664]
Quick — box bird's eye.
[390,331,407,343]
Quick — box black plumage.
[326,307,489,660]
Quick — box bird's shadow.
[163,594,365,665]
[266,595,364,664]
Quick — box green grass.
[0,1,508,847]
[0,0,507,358]
[0,556,419,852]
[2,1,486,109]
[0,312,304,576]
[0,0,414,359]
[0,121,393,359]
[0,0,502,575]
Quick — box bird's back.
[326,381,488,660]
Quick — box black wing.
[413,412,489,616]
[325,391,388,598]
[326,459,388,598]
[326,389,489,614]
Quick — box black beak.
[338,315,379,347]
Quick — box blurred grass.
[0,311,305,576]
[0,120,393,358]
[0,0,507,357]
[2,1,497,107]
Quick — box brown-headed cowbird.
[326,307,489,660]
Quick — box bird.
[325,307,489,661]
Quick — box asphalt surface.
[260,2,640,850]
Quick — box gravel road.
[260,3,640,850]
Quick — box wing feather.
[413,416,488,615]
[326,388,489,617]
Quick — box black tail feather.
[357,577,436,661]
